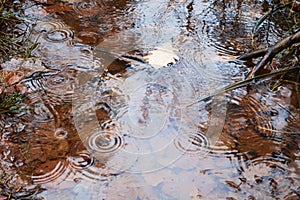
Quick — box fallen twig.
[238,47,268,60]
[238,31,300,78]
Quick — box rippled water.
[1,0,299,199]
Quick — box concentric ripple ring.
[88,131,123,154]
[44,29,74,43]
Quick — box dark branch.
[238,47,268,60]
[238,31,300,78]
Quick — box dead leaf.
[0,196,7,200]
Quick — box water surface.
[0,0,299,199]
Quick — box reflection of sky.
[12,0,299,199]
[129,0,183,48]
[93,0,234,88]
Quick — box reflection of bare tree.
[202,0,261,54]
[186,0,195,34]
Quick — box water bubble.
[54,128,68,139]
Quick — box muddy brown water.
[0,0,299,199]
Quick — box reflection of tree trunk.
[238,31,300,77]
[186,0,194,33]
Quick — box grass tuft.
[0,0,37,61]
[0,90,28,115]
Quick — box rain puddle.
[0,0,299,199]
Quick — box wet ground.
[0,0,300,199]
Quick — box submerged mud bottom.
[1,0,300,199]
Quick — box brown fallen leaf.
[0,58,51,94]
[0,71,29,94]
